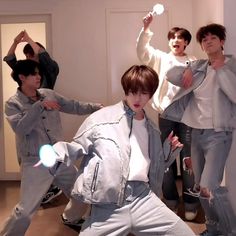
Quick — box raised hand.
[143,12,153,31]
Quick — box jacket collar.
[16,88,45,104]
[122,100,136,118]
[193,54,235,72]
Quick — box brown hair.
[196,23,226,43]
[121,65,159,98]
[168,27,192,45]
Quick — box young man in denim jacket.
[0,59,102,236]
[50,65,195,235]
[163,23,236,236]
[3,30,62,205]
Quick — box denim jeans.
[0,161,80,236]
[191,129,232,233]
[159,117,199,211]
[80,181,195,236]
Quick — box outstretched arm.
[136,12,161,65]
[3,31,25,69]
[6,31,25,56]
[22,30,41,55]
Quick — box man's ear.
[19,74,25,82]
[220,40,225,50]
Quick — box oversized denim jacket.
[5,88,101,164]
[53,101,180,206]
[162,55,236,131]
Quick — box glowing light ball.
[152,3,164,15]
[36,144,57,167]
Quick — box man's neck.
[134,111,145,120]
[21,86,37,99]
[208,51,225,64]
[170,51,187,57]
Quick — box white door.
[0,15,51,180]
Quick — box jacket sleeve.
[38,50,59,89]
[3,54,17,70]
[136,28,163,67]
[53,140,89,166]
[163,137,182,169]
[53,120,93,165]
[166,66,186,87]
[54,91,102,115]
[217,59,236,103]
[5,99,45,135]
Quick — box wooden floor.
[0,181,206,236]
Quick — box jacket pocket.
[91,162,99,193]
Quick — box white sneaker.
[185,210,198,221]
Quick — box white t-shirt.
[128,118,150,182]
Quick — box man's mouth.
[134,104,140,108]
[173,45,180,49]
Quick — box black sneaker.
[61,215,85,227]
[41,186,62,204]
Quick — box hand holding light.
[34,144,57,168]
[152,3,164,16]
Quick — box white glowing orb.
[152,3,164,15]
[39,144,57,167]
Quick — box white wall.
[223,0,236,217]
[192,0,224,59]
[0,0,194,144]
[0,0,194,179]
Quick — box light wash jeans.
[80,181,195,236]
[191,129,232,234]
[0,160,83,236]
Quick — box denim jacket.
[162,55,236,131]
[5,88,101,164]
[53,101,180,206]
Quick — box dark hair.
[12,59,39,86]
[121,65,159,98]
[168,27,192,45]
[196,23,226,43]
[23,42,45,56]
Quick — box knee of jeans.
[14,205,29,218]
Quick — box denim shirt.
[53,101,180,206]
[5,88,101,164]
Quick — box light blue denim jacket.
[53,101,180,206]
[5,88,101,164]
[162,55,236,131]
